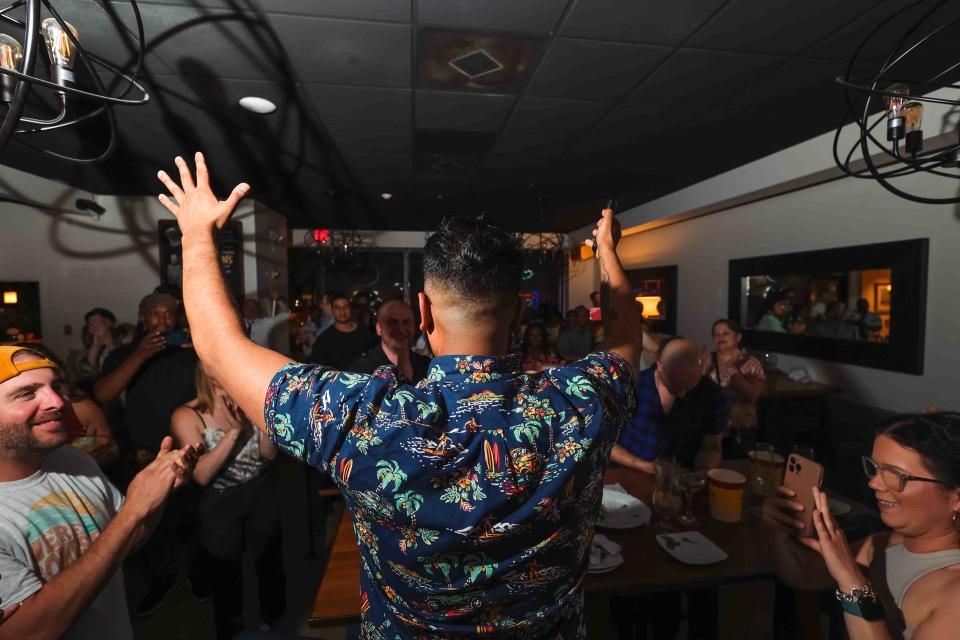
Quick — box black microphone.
[592,197,618,254]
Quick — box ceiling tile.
[687,0,878,55]
[504,97,610,135]
[418,0,568,35]
[260,0,411,22]
[561,0,728,46]
[571,102,701,155]
[483,133,570,170]
[417,29,544,93]
[109,5,287,81]
[305,85,411,128]
[721,57,848,110]
[629,49,785,105]
[270,15,412,86]
[52,0,169,71]
[525,38,671,100]
[327,126,412,155]
[415,91,515,131]
[344,154,412,195]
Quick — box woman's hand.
[761,485,808,535]
[800,487,866,591]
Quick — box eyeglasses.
[861,456,948,493]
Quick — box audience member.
[0,345,200,639]
[809,301,859,340]
[785,315,808,334]
[756,297,789,332]
[349,300,430,383]
[590,290,601,307]
[611,337,707,474]
[557,305,592,362]
[519,322,561,372]
[709,319,766,443]
[848,297,883,339]
[170,363,283,639]
[351,291,375,330]
[241,292,289,349]
[764,412,960,639]
[77,307,118,385]
[294,295,334,357]
[157,154,641,636]
[94,292,205,615]
[308,292,376,369]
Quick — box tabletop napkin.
[604,483,629,495]
[593,533,622,556]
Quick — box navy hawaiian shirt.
[264,352,636,639]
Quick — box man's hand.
[157,152,250,237]
[122,437,201,521]
[585,207,622,256]
[134,332,166,361]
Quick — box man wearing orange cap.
[0,346,202,639]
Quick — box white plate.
[828,497,852,516]
[656,531,728,565]
[598,487,651,529]
[588,551,624,574]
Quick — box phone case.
[782,453,824,538]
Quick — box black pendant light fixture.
[833,0,960,204]
[0,0,149,162]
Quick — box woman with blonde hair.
[171,362,284,638]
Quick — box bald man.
[349,300,431,382]
[611,337,724,473]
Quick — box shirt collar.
[426,354,521,380]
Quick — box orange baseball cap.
[0,345,59,384]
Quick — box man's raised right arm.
[592,208,642,371]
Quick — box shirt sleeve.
[263,363,395,471]
[0,533,42,607]
[555,351,638,439]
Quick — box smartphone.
[162,330,192,346]
[782,453,824,538]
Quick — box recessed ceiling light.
[380,193,393,200]
[238,96,277,114]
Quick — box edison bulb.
[41,17,79,86]
[0,34,22,102]
[903,101,924,154]
[885,83,910,141]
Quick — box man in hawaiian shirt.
[157,154,643,638]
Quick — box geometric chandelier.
[0,0,149,162]
[832,0,960,204]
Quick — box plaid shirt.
[617,365,665,461]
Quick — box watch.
[836,581,886,621]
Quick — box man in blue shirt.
[157,154,643,638]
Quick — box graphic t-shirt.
[0,446,131,639]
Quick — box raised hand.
[584,206,622,256]
[761,485,808,535]
[801,487,866,591]
[157,152,250,237]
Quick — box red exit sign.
[313,229,329,244]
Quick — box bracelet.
[836,580,886,621]
[835,580,877,603]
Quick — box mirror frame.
[727,239,928,375]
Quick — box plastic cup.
[748,448,785,496]
[707,468,747,523]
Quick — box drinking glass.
[652,460,683,530]
[748,443,784,497]
[676,470,707,528]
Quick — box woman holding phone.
[762,412,960,639]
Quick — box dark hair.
[84,307,116,324]
[881,412,960,487]
[711,318,741,335]
[521,322,554,354]
[424,217,522,302]
[328,291,350,304]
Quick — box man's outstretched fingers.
[158,194,179,216]
[221,183,250,217]
[174,156,195,191]
[194,151,209,189]
[157,170,184,202]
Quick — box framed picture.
[874,282,892,313]
[625,265,678,335]
[159,221,244,302]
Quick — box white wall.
[570,169,960,413]
[0,165,277,359]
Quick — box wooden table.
[309,460,776,627]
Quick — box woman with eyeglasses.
[763,412,960,639]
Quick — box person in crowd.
[519,322,562,372]
[611,338,709,474]
[78,307,118,384]
[308,292,376,370]
[810,290,835,320]
[93,292,206,615]
[295,295,334,357]
[156,152,641,636]
[0,345,200,640]
[757,297,790,332]
[810,301,860,340]
[557,305,593,362]
[352,291,375,330]
[170,363,283,639]
[764,412,960,639]
[848,298,884,339]
[709,319,766,443]
[241,292,289,349]
[590,290,601,308]
[349,300,431,383]
[785,314,808,334]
